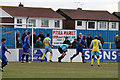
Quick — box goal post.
[0,23,34,61]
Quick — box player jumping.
[70,35,86,63]
[41,34,53,62]
[89,36,103,67]
[0,38,11,72]
[21,32,32,63]
[58,43,72,62]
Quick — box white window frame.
[75,20,86,29]
[28,19,36,27]
[77,20,82,26]
[111,22,117,29]
[41,19,49,27]
[99,22,107,29]
[87,21,96,30]
[54,20,60,27]
[17,19,22,24]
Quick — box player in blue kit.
[21,32,32,63]
[58,43,72,62]
[70,35,87,63]
[0,38,11,72]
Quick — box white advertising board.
[52,30,77,46]
[5,49,19,62]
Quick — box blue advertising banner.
[19,49,47,61]
[117,50,120,62]
[84,49,119,62]
[19,49,119,62]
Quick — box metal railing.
[104,42,115,49]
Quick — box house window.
[55,20,60,27]
[88,22,95,29]
[112,22,116,29]
[29,19,36,27]
[41,20,49,27]
[100,22,107,29]
[17,19,22,24]
[77,21,82,26]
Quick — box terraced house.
[57,8,120,30]
[0,4,64,28]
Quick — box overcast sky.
[0,0,120,13]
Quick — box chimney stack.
[77,8,82,10]
[19,2,24,7]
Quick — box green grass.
[2,62,118,78]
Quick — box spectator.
[77,33,82,41]
[87,34,93,48]
[98,34,104,46]
[34,37,43,48]
[115,35,120,49]
[17,37,22,48]
[63,37,71,44]
[16,31,20,41]
[30,32,38,45]
[72,39,78,48]
[38,31,45,42]
[22,29,27,44]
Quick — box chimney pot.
[19,2,24,7]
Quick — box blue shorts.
[2,55,8,63]
[76,47,83,53]
[91,51,99,56]
[23,47,29,53]
[45,46,52,53]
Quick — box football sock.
[22,54,25,61]
[91,58,94,64]
[26,54,29,62]
[49,55,52,61]
[82,56,84,62]
[2,62,7,68]
[71,54,77,59]
[41,53,46,60]
[97,58,100,65]
[58,55,64,60]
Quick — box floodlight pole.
[32,25,34,61]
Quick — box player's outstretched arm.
[52,45,59,48]
[7,50,11,54]
[79,43,85,48]
[49,42,52,47]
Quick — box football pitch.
[2,62,118,78]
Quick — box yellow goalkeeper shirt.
[90,39,102,52]
[44,37,51,46]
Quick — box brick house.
[57,8,120,30]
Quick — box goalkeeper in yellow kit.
[89,36,103,67]
[41,34,53,62]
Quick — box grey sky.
[0,0,120,13]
